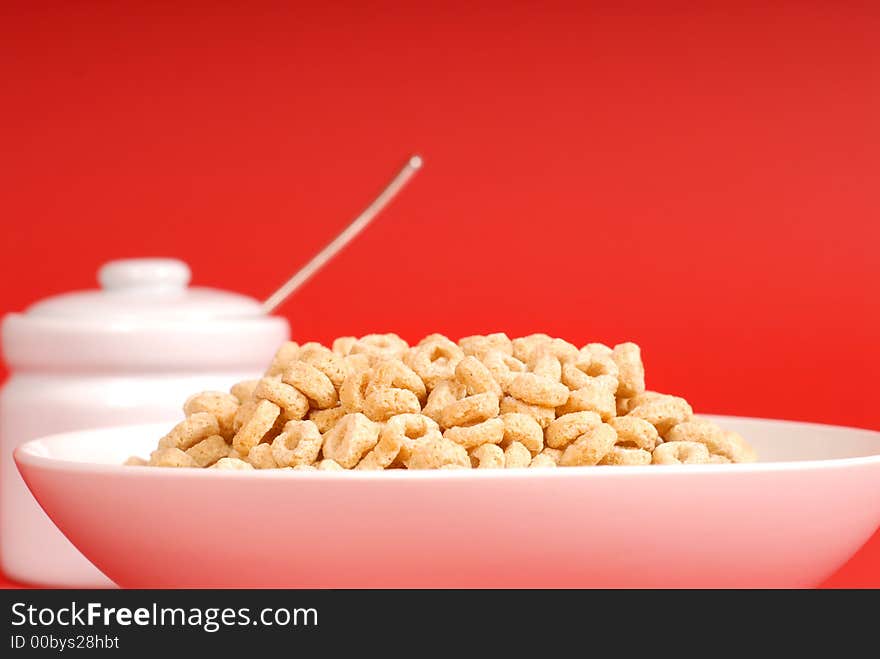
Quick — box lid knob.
[98,259,191,292]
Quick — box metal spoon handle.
[261,154,423,314]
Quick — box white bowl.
[14,416,880,588]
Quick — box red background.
[1,2,878,587]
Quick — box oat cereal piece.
[321,413,381,469]
[339,367,373,413]
[539,447,563,464]
[455,356,503,397]
[271,419,324,467]
[652,441,710,465]
[443,417,505,449]
[499,396,555,429]
[382,413,443,465]
[318,459,345,471]
[344,353,373,373]
[332,336,358,356]
[149,447,197,468]
[227,447,243,460]
[246,443,278,469]
[722,430,758,463]
[283,361,338,409]
[617,391,665,416]
[555,381,616,421]
[503,441,532,468]
[559,423,618,466]
[480,350,527,390]
[458,333,513,359]
[422,379,466,424]
[628,395,693,435]
[232,399,257,434]
[545,411,603,449]
[608,416,660,451]
[406,335,464,390]
[611,342,646,398]
[440,392,500,429]
[528,453,558,468]
[265,341,300,377]
[185,435,229,468]
[529,349,563,382]
[293,464,318,471]
[230,379,259,403]
[405,436,470,470]
[158,412,220,451]
[308,405,347,433]
[561,362,619,394]
[183,391,239,439]
[254,376,310,420]
[298,343,348,389]
[506,372,570,407]
[513,335,578,364]
[575,344,620,377]
[440,463,468,470]
[500,412,544,455]
[599,446,652,466]
[369,359,427,403]
[363,387,421,422]
[709,454,732,464]
[351,333,409,360]
[211,457,254,470]
[356,425,405,470]
[667,420,756,463]
[124,456,148,466]
[232,399,281,455]
[470,443,505,469]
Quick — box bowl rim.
[14,415,880,480]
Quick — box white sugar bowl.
[0,258,289,587]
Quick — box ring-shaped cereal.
[183,391,240,440]
[469,443,504,469]
[500,412,544,455]
[405,335,465,391]
[608,416,660,451]
[439,392,500,429]
[405,436,470,470]
[320,412,381,469]
[271,419,324,467]
[308,405,347,433]
[368,358,427,403]
[545,411,603,449]
[159,412,220,451]
[185,435,229,467]
[422,379,466,424]
[499,396,555,429]
[599,446,652,466]
[651,441,710,465]
[283,362,338,409]
[611,342,646,398]
[506,372,570,407]
[232,399,281,455]
[350,333,409,360]
[362,386,422,422]
[503,441,532,468]
[339,367,373,413]
[628,395,693,436]
[254,376,310,420]
[265,341,300,377]
[559,424,618,466]
[443,417,505,450]
[298,343,348,389]
[555,381,616,421]
[455,356,503,397]
[458,333,513,359]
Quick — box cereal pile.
[128,333,756,470]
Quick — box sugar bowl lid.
[2,258,289,370]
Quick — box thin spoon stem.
[261,155,423,314]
